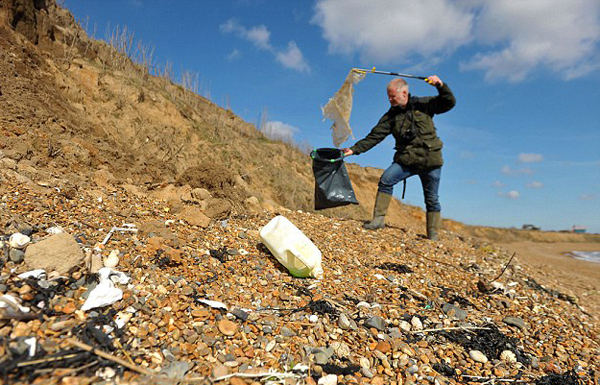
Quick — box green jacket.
[350,83,456,169]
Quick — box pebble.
[9,249,25,263]
[469,350,488,363]
[410,317,423,331]
[502,316,526,329]
[217,319,238,336]
[441,302,467,321]
[338,313,352,329]
[365,316,386,331]
[318,374,337,385]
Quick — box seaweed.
[440,323,531,365]
[308,299,339,318]
[535,369,585,385]
[376,262,413,274]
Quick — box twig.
[461,374,531,383]
[491,252,516,282]
[212,371,300,382]
[405,246,468,273]
[66,338,153,376]
[409,326,491,334]
[17,353,80,367]
[241,165,265,178]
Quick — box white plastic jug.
[259,216,323,279]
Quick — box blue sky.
[64,0,600,234]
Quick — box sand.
[497,241,600,318]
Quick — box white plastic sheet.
[81,268,130,311]
[322,70,366,147]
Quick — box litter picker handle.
[353,67,428,81]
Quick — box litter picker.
[352,67,430,82]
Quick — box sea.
[567,251,600,263]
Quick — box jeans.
[378,162,442,212]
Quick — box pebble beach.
[1,176,598,385]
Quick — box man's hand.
[341,148,353,156]
[425,75,443,87]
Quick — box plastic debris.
[17,269,47,280]
[81,268,130,311]
[322,69,366,147]
[98,224,138,249]
[197,299,228,310]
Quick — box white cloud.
[460,151,475,159]
[518,153,543,163]
[312,0,600,81]
[246,25,273,50]
[492,180,506,188]
[220,19,310,72]
[226,49,242,62]
[220,19,273,50]
[497,190,520,199]
[501,165,534,176]
[312,0,473,63]
[580,193,598,200]
[276,41,310,73]
[463,0,600,82]
[261,121,298,142]
[526,181,544,189]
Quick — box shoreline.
[496,241,600,318]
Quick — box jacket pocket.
[413,111,435,136]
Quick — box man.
[342,75,455,240]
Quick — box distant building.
[572,225,586,233]
[522,224,540,231]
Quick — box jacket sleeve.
[416,83,456,115]
[349,112,393,155]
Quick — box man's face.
[387,86,408,107]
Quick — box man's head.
[387,78,409,107]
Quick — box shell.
[103,250,120,268]
[9,233,30,249]
[500,350,517,363]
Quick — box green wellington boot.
[364,192,392,230]
[426,211,441,240]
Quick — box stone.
[9,249,25,263]
[218,319,238,336]
[399,320,412,332]
[178,206,211,228]
[338,313,352,330]
[410,317,423,331]
[469,350,488,363]
[211,364,229,378]
[502,316,526,330]
[24,233,85,275]
[441,303,467,321]
[365,316,386,331]
[318,374,337,385]
[330,341,351,358]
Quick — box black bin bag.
[310,148,359,210]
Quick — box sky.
[63,0,600,234]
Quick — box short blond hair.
[388,78,408,92]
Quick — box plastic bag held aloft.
[260,216,323,279]
[322,70,366,147]
[311,148,359,210]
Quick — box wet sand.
[497,242,600,317]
